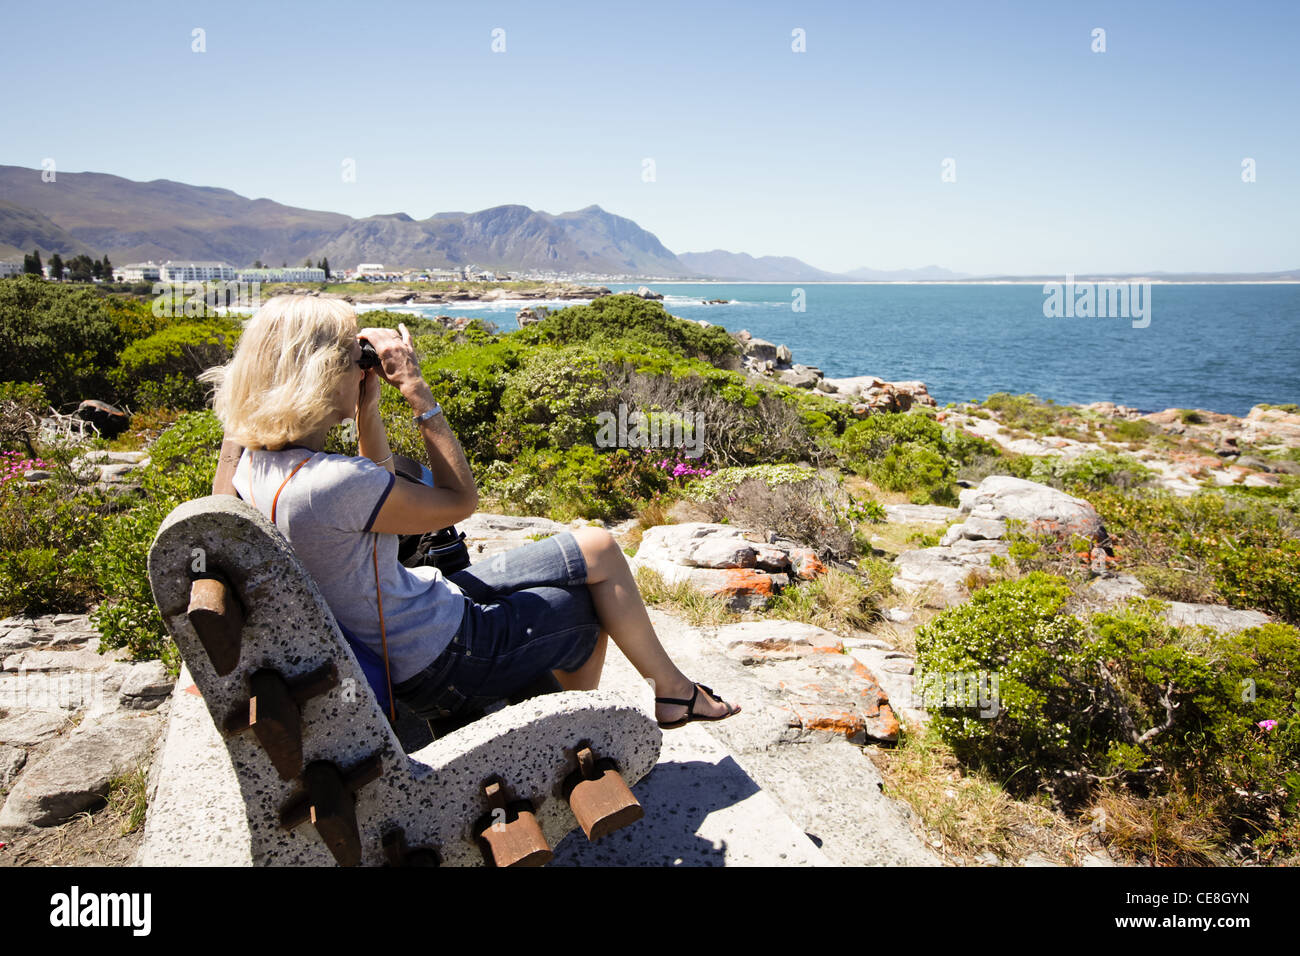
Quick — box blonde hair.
[201,295,357,449]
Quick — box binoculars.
[358,338,380,370]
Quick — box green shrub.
[600,358,819,467]
[481,445,668,521]
[0,275,126,406]
[1090,487,1300,621]
[515,294,738,364]
[88,410,223,664]
[114,320,242,410]
[688,463,820,501]
[1211,532,1300,624]
[915,573,1300,852]
[1003,451,1154,492]
[498,347,615,451]
[836,412,994,504]
[421,339,526,463]
[872,443,957,504]
[1103,418,1158,443]
[982,392,1082,437]
[0,468,108,616]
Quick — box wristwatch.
[412,402,443,425]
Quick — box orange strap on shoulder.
[371,539,396,723]
[246,451,311,521]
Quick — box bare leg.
[570,527,737,723]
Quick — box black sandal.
[654,683,741,730]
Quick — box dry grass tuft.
[632,565,739,628]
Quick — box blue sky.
[1,0,1296,275]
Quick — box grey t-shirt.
[232,446,466,683]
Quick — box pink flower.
[1257,719,1278,732]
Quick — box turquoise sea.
[363,282,1300,417]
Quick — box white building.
[356,263,386,275]
[115,261,162,282]
[236,267,326,283]
[159,261,237,282]
[0,261,24,278]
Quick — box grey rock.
[80,450,147,464]
[0,711,73,747]
[98,463,138,479]
[1235,455,1273,470]
[1088,574,1148,606]
[46,628,97,648]
[939,515,1007,547]
[119,661,175,710]
[717,619,844,651]
[843,637,895,650]
[1088,578,1270,632]
[958,475,1105,541]
[1164,602,1270,633]
[0,628,41,652]
[882,503,961,524]
[22,470,51,482]
[686,537,759,569]
[735,332,778,362]
[0,712,163,828]
[1,745,25,788]
[3,648,115,673]
[1081,850,1117,867]
[779,368,821,389]
[892,540,1008,607]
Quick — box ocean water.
[364,282,1300,417]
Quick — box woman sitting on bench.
[202,295,739,730]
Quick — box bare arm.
[213,437,244,496]
[361,324,478,534]
[355,370,396,475]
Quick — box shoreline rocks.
[730,329,937,413]
[327,282,612,306]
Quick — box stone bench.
[147,496,660,866]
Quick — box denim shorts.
[391,531,601,720]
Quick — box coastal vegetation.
[914,573,1299,864]
[1,275,1297,863]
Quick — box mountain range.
[2,166,1292,283]
[0,164,963,281]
